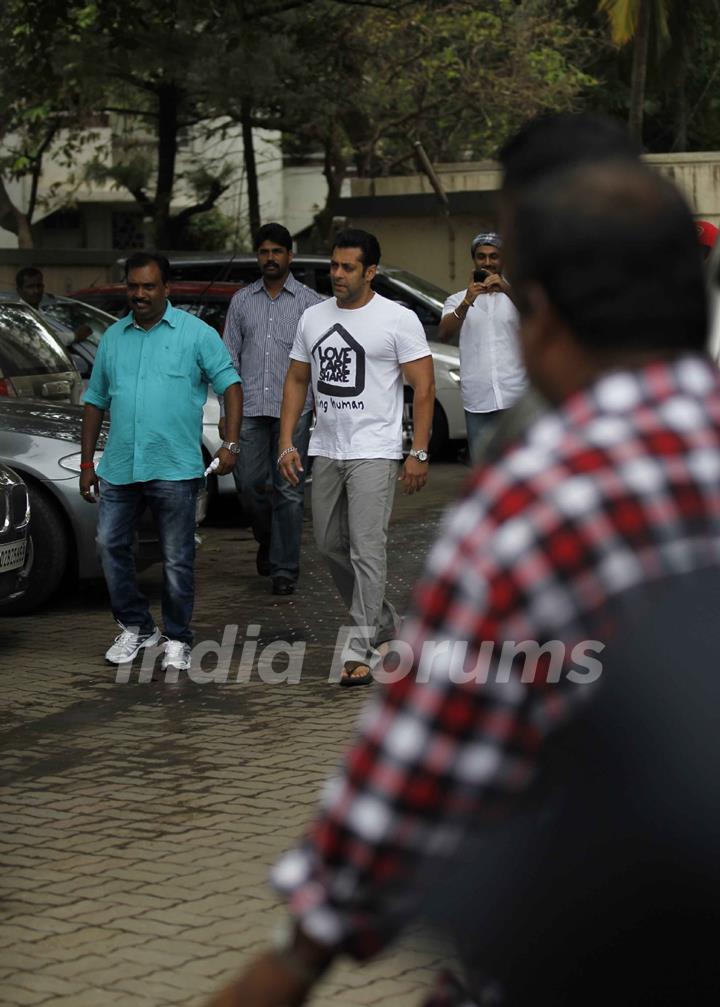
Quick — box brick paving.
[0,464,468,1007]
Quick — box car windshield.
[0,304,73,376]
[174,300,228,336]
[380,268,449,308]
[43,299,113,339]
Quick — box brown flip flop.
[339,661,373,687]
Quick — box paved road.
[0,464,468,1007]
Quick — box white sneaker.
[105,626,161,664]
[161,639,192,672]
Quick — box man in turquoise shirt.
[80,251,242,675]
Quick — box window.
[0,306,72,377]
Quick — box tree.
[3,0,648,252]
[53,0,244,248]
[0,0,93,247]
[237,0,599,247]
[597,0,670,141]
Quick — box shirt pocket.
[156,369,194,413]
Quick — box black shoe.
[272,576,295,596]
[256,544,271,577]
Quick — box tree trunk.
[628,0,650,143]
[313,126,346,252]
[153,83,179,248]
[672,51,688,152]
[241,95,260,240]
[0,176,33,248]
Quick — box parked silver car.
[0,463,31,607]
[0,400,208,615]
[0,294,82,404]
[39,294,114,383]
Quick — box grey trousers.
[311,457,400,668]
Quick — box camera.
[473,268,488,283]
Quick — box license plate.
[0,539,26,572]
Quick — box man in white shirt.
[278,229,435,686]
[439,233,526,463]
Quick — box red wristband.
[80,461,95,471]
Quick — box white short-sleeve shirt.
[443,289,526,413]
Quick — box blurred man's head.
[498,112,642,236]
[506,160,708,404]
[16,266,44,308]
[498,112,642,197]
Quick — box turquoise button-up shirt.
[85,302,241,484]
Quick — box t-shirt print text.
[312,324,366,397]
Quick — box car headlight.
[58,451,103,473]
[448,368,461,384]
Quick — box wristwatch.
[409,448,429,462]
[221,440,241,455]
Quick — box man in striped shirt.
[222,223,323,595]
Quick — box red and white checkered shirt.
[272,355,720,957]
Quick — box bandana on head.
[471,232,502,253]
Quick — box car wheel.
[402,389,450,459]
[0,486,69,615]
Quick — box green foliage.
[176,208,235,251]
[249,0,599,171]
[586,0,720,149]
[1,0,718,247]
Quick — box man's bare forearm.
[411,380,435,450]
[438,311,462,343]
[81,404,105,463]
[222,383,243,442]
[279,364,311,449]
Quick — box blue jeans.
[465,409,504,466]
[234,413,312,581]
[96,478,199,644]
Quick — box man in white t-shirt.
[278,229,435,686]
[439,232,526,463]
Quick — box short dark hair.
[15,266,43,289]
[332,228,381,268]
[508,160,707,354]
[253,222,292,251]
[498,112,641,195]
[124,251,170,284]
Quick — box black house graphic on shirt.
[312,323,366,398]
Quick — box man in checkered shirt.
[206,162,718,1005]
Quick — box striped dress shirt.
[223,271,323,417]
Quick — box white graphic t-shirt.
[290,293,430,459]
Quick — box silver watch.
[409,448,429,463]
[221,440,241,455]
